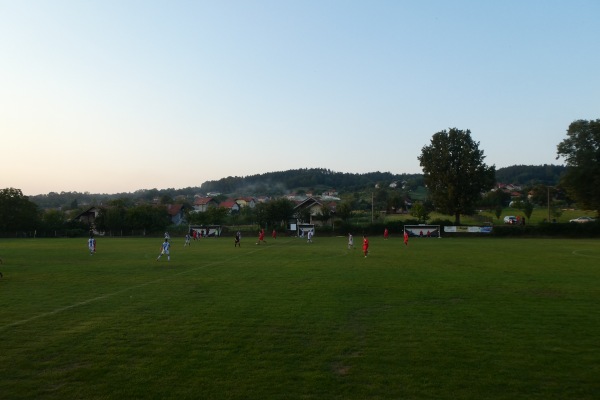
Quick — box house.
[509,191,522,200]
[497,183,523,193]
[322,189,338,197]
[235,197,256,208]
[293,197,324,225]
[193,197,218,212]
[219,199,241,214]
[72,206,102,226]
[167,204,186,225]
[320,190,341,201]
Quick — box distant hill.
[199,165,566,196]
[199,168,423,197]
[495,164,565,186]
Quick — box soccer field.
[1,236,599,399]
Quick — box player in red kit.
[257,228,266,245]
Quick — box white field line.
[0,242,277,332]
[572,249,600,258]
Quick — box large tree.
[265,198,296,229]
[0,188,40,233]
[556,119,600,216]
[127,204,170,233]
[418,128,496,224]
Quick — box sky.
[1,1,599,196]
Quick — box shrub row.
[491,222,600,238]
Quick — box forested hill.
[494,164,565,185]
[200,165,566,195]
[28,165,565,209]
[199,168,423,196]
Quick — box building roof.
[219,200,238,209]
[294,197,322,210]
[167,204,183,216]
[194,197,215,206]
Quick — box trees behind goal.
[404,225,441,238]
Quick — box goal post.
[404,224,441,238]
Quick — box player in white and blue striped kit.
[156,238,171,262]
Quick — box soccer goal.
[296,223,315,238]
[189,224,222,237]
[404,224,441,238]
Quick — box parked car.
[504,216,518,224]
[569,216,596,223]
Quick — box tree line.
[198,169,424,197]
[495,164,566,185]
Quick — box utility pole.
[371,192,374,223]
[547,186,554,222]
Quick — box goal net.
[296,223,315,238]
[404,225,441,238]
[189,224,222,237]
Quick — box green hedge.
[492,222,600,238]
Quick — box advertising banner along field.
[444,226,493,234]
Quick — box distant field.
[1,236,599,399]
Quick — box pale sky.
[1,1,599,196]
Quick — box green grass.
[1,236,599,399]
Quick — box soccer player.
[257,228,266,245]
[347,233,354,249]
[234,231,241,247]
[404,230,409,246]
[384,228,389,240]
[184,233,191,247]
[272,229,277,239]
[362,235,369,257]
[307,230,313,243]
[88,236,95,255]
[157,238,171,262]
